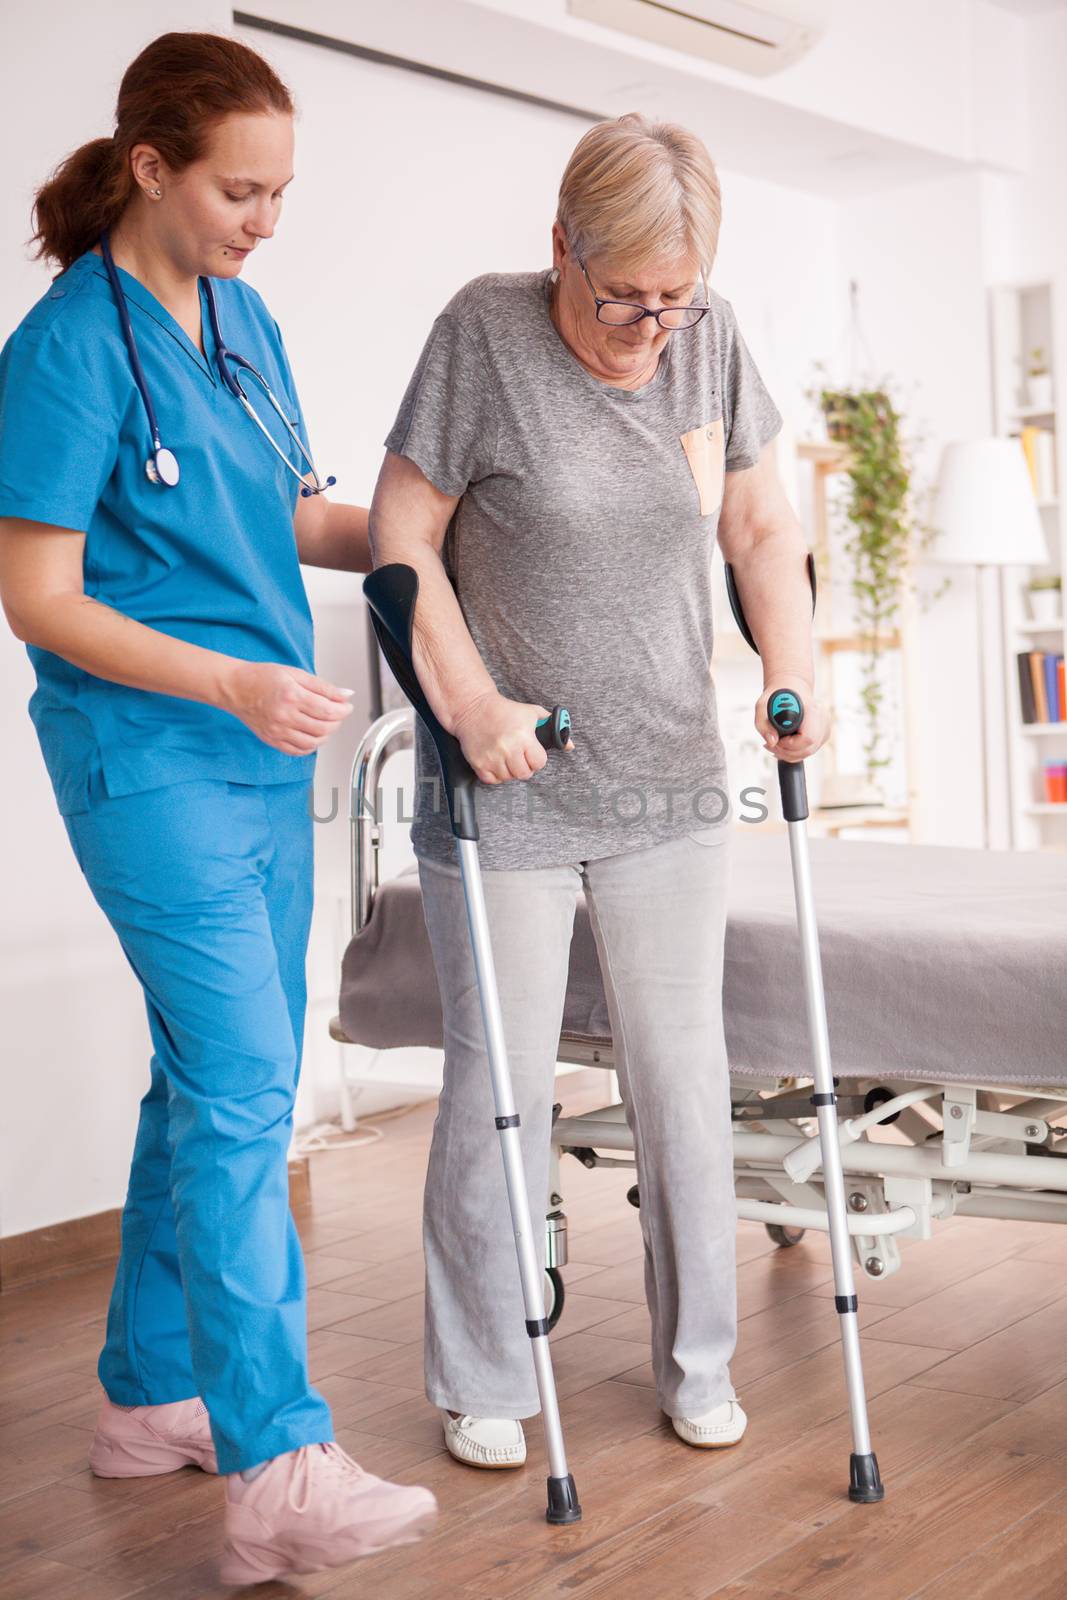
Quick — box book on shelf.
[1018,426,1058,502]
[1017,650,1066,722]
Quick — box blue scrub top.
[0,245,317,815]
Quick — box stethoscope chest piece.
[145,446,181,488]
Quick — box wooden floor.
[4,1069,1067,1599]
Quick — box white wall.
[465,0,1031,176]
[476,0,1005,160]
[836,172,995,845]
[1,0,1061,1237]
[982,7,1067,286]
[0,0,227,1239]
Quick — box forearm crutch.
[724,553,885,1506]
[362,562,582,1527]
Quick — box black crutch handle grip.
[535,706,573,750]
[766,688,807,818]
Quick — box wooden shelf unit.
[989,277,1067,850]
[800,438,919,838]
[716,436,920,839]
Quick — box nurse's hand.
[453,689,574,785]
[225,661,355,755]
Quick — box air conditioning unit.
[567,0,833,77]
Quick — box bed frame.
[329,710,1067,1323]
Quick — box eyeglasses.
[576,255,710,331]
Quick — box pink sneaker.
[88,1394,219,1477]
[221,1443,438,1585]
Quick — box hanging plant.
[807,368,947,780]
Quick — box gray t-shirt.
[383,269,783,870]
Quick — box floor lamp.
[933,439,1048,848]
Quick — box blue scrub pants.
[63,761,335,1475]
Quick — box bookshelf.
[989,279,1067,850]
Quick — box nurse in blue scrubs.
[0,31,436,1575]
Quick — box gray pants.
[416,822,738,1421]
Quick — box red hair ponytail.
[30,31,294,274]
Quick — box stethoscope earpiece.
[300,474,336,498]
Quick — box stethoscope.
[99,231,335,497]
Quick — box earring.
[151,187,162,198]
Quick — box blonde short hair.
[556,113,722,274]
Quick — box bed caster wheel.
[766,1223,806,1248]
[545,1267,565,1331]
[863,1087,901,1126]
[627,1184,640,1209]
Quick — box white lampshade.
[932,438,1048,566]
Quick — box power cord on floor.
[289,1094,436,1159]
[290,1120,384,1155]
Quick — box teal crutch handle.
[535,706,573,751]
[768,688,804,736]
[766,690,806,822]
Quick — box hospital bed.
[331,705,1067,1328]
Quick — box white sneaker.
[440,1411,527,1469]
[671,1397,748,1449]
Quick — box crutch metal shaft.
[724,555,885,1505]
[362,563,581,1526]
[786,811,877,1473]
[457,839,573,1491]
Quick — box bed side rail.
[347,706,415,939]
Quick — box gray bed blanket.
[337,832,1067,1087]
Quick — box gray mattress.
[337,832,1067,1087]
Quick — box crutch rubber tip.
[848,1451,885,1503]
[546,1473,582,1524]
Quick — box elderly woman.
[369,112,828,1469]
